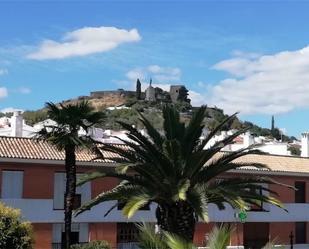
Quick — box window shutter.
[54,173,65,209]
[1,171,23,198]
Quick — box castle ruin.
[89,79,190,104]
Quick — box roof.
[0,136,121,163]
[0,136,309,175]
[233,153,309,175]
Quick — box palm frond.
[138,112,164,149]
[206,224,232,249]
[137,223,168,249]
[122,195,151,218]
[75,183,149,216]
[164,232,195,249]
[186,189,209,222]
[162,105,185,141]
[197,112,239,151]
[182,105,207,158]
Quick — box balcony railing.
[52,242,88,249]
[117,242,140,249]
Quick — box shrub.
[71,240,112,249]
[0,202,33,249]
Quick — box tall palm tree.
[36,101,105,249]
[76,105,287,242]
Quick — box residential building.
[204,130,295,156]
[0,111,36,138]
[1,136,309,248]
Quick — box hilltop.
[0,81,297,145]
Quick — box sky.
[1,0,309,136]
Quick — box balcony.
[52,242,88,249]
[117,242,140,249]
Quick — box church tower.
[145,79,156,102]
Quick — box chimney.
[10,111,23,137]
[301,132,309,157]
[243,131,254,148]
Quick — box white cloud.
[230,50,261,59]
[126,68,145,82]
[208,45,309,114]
[124,65,182,93]
[0,87,8,99]
[126,65,181,83]
[17,87,31,94]
[1,107,23,113]
[188,90,206,107]
[27,26,141,60]
[0,69,8,75]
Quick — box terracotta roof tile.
[1,136,309,174]
[0,136,122,163]
[233,153,309,174]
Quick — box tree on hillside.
[136,78,142,100]
[35,101,105,249]
[23,109,48,125]
[177,86,190,103]
[0,202,33,249]
[76,105,287,242]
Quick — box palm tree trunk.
[63,145,76,249]
[156,201,197,242]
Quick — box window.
[61,232,79,247]
[54,173,65,209]
[295,222,307,244]
[117,223,139,243]
[295,182,306,203]
[1,170,23,198]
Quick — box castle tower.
[169,85,189,103]
[145,79,156,102]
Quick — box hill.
[0,85,296,143]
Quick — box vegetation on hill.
[0,92,296,143]
[22,110,48,125]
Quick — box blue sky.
[1,0,309,136]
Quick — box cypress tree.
[136,79,141,100]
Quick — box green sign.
[238,210,247,223]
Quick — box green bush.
[71,240,112,249]
[0,202,33,249]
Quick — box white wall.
[3,199,309,223]
[1,199,156,223]
[53,173,91,209]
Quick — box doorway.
[243,223,269,249]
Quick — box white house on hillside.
[0,111,36,138]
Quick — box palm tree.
[76,105,286,242]
[36,101,105,249]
